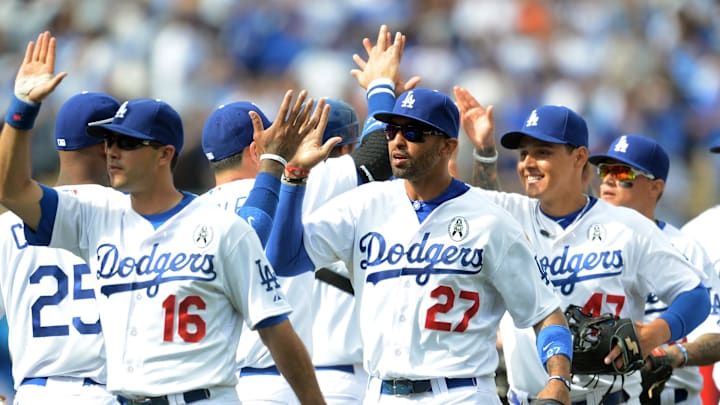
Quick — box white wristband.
[676,343,689,367]
[259,153,287,168]
[472,148,498,164]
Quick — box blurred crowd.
[0,0,719,400]
[0,0,719,224]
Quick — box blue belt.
[118,389,210,405]
[315,365,355,374]
[239,366,281,376]
[21,377,100,386]
[572,390,629,405]
[380,378,477,395]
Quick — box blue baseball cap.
[501,105,588,149]
[323,99,359,145]
[87,98,184,155]
[55,91,120,151]
[202,102,272,162]
[373,88,459,138]
[588,134,669,181]
[710,142,720,154]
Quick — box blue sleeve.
[660,283,710,341]
[238,172,280,247]
[360,78,396,141]
[265,183,314,277]
[254,313,289,329]
[23,184,58,246]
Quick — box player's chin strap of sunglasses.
[117,388,210,405]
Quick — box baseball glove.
[564,305,644,375]
[640,347,674,403]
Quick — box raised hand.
[15,31,67,104]
[351,24,420,96]
[453,86,495,152]
[287,98,341,172]
[250,89,315,164]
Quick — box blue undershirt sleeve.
[238,172,280,247]
[23,184,58,246]
[660,283,710,342]
[265,183,314,277]
[254,313,289,329]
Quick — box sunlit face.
[516,137,584,200]
[597,161,658,212]
[385,122,450,181]
[104,133,167,192]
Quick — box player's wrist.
[472,147,498,164]
[675,342,689,368]
[547,375,571,392]
[5,94,41,130]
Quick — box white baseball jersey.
[303,155,363,369]
[644,222,716,398]
[480,190,703,401]
[34,186,291,398]
[302,179,561,380]
[682,205,720,391]
[200,178,314,373]
[0,185,114,390]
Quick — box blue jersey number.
[30,264,101,337]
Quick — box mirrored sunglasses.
[384,124,445,143]
[597,163,655,181]
[104,134,163,151]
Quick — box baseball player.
[0,91,121,405]
[199,98,337,404]
[453,86,710,405]
[0,31,325,405]
[680,140,720,394]
[305,98,368,404]
[265,88,575,405]
[588,134,717,404]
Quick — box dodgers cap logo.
[55,91,120,151]
[201,101,271,162]
[501,105,588,149]
[588,134,669,181]
[87,98,184,155]
[372,88,460,138]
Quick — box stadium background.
[0,0,718,402]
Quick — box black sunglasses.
[104,134,163,150]
[384,124,445,143]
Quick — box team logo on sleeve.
[448,216,469,242]
[193,224,214,248]
[587,224,606,243]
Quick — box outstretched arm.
[0,31,66,230]
[240,91,327,246]
[258,320,326,404]
[533,309,573,405]
[453,86,500,190]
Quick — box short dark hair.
[209,152,243,173]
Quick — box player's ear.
[247,142,260,165]
[157,145,175,166]
[574,146,589,168]
[442,137,459,157]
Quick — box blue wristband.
[5,95,40,130]
[536,325,573,369]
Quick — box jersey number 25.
[30,264,101,337]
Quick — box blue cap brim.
[710,145,720,153]
[500,129,572,149]
[87,123,155,142]
[373,111,448,136]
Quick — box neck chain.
[534,195,591,238]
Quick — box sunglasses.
[597,163,655,181]
[104,134,163,151]
[384,124,445,143]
